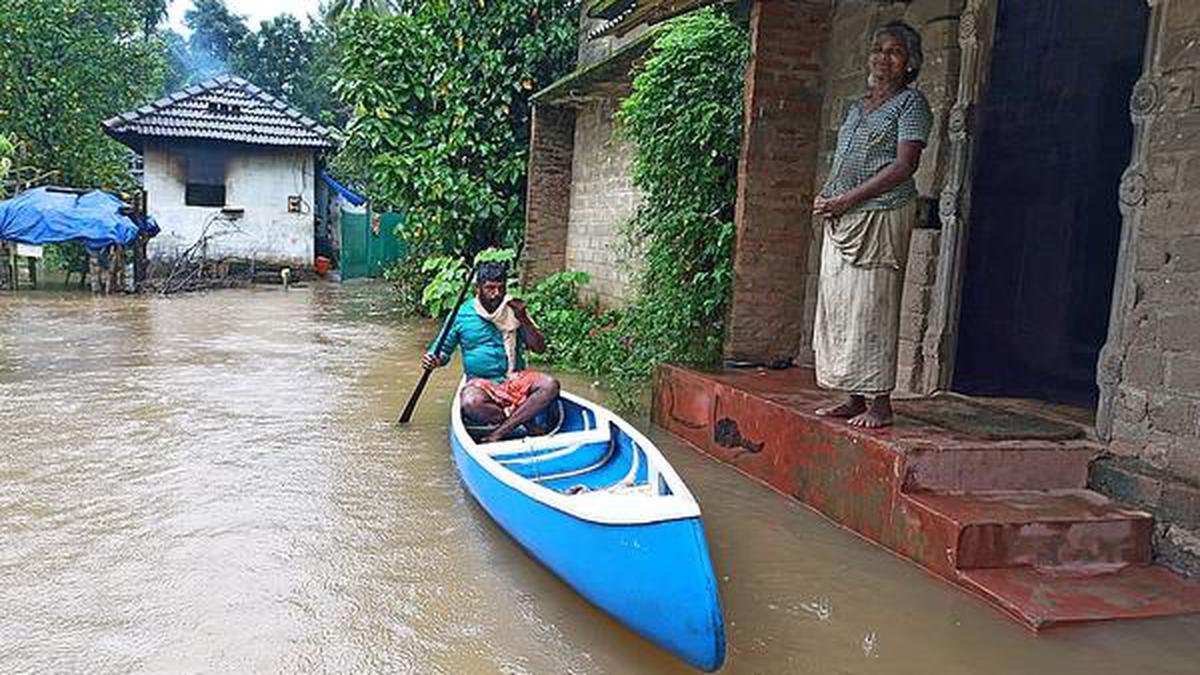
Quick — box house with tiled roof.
[103,76,335,267]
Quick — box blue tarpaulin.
[319,170,367,207]
[0,187,159,251]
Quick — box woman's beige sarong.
[812,201,917,394]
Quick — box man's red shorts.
[467,370,543,416]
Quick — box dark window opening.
[184,147,227,207]
[185,183,226,207]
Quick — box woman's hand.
[813,194,852,218]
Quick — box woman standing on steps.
[812,20,933,429]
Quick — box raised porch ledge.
[652,364,1200,629]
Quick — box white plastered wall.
[144,141,316,266]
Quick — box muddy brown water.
[1,283,1198,674]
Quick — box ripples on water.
[1,285,1198,674]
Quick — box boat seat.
[501,439,613,480]
[486,428,610,459]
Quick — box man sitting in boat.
[420,261,561,442]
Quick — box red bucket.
[314,256,331,276]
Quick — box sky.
[167,0,324,36]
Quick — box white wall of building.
[144,142,316,265]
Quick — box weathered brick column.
[724,0,832,363]
[521,105,575,284]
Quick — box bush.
[537,7,748,410]
[0,134,12,185]
[43,241,89,276]
[614,7,748,372]
[402,9,748,412]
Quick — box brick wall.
[564,97,641,306]
[522,105,575,284]
[723,0,831,363]
[796,0,962,394]
[519,9,649,303]
[1106,0,1200,485]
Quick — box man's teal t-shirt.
[434,301,525,382]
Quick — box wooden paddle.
[397,263,475,424]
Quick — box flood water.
[2,283,1198,674]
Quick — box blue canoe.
[449,383,727,671]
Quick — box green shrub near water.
[607,7,748,392]
[411,9,747,410]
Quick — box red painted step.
[900,442,1101,492]
[904,490,1153,569]
[959,565,1200,629]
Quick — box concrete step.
[904,490,1152,569]
[900,442,1101,492]
[958,565,1200,629]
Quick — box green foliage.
[232,16,311,100]
[523,272,612,367]
[0,0,166,188]
[0,133,12,184]
[161,30,192,94]
[0,134,38,199]
[614,7,748,374]
[185,0,250,75]
[420,255,472,317]
[333,2,577,261]
[382,250,435,316]
[520,8,748,410]
[326,0,400,19]
[43,241,89,275]
[135,0,169,38]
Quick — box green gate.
[340,208,406,280]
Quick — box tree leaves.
[332,2,577,260]
[0,0,165,189]
[610,7,749,374]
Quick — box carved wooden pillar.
[1095,0,1167,439]
[925,0,999,391]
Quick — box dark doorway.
[953,0,1149,407]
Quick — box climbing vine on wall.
[511,8,749,410]
[614,6,748,374]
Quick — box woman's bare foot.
[848,396,893,428]
[815,395,866,418]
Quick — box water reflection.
[1,283,1197,674]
